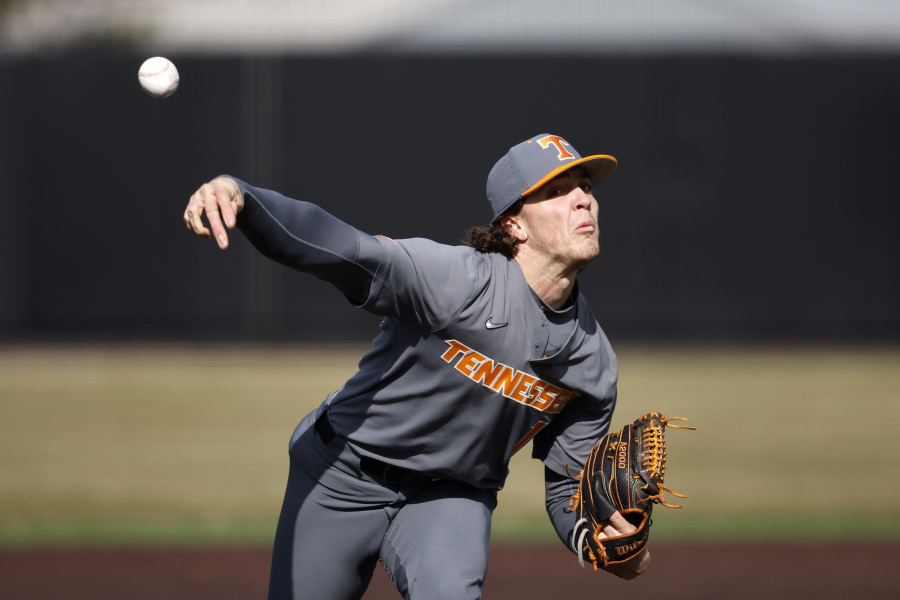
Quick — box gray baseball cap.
[486,134,617,221]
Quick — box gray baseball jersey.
[234,179,618,489]
[231,178,620,598]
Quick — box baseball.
[138,56,179,99]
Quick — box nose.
[572,186,593,210]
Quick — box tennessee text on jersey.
[440,339,579,414]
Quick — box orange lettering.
[512,422,548,454]
[533,383,559,409]
[510,373,537,404]
[440,339,470,363]
[455,350,487,377]
[615,540,645,555]
[528,382,545,406]
[440,339,578,414]
[537,135,575,160]
[617,441,628,469]
[471,359,505,387]
[490,366,524,397]
[548,389,579,413]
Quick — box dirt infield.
[1,543,898,599]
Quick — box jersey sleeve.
[234,178,384,305]
[360,237,483,331]
[539,397,617,555]
[544,467,580,550]
[232,178,481,330]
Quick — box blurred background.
[0,0,897,344]
[0,1,899,597]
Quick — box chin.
[573,246,600,272]
[580,240,601,260]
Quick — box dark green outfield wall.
[1,52,897,342]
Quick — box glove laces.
[638,413,695,508]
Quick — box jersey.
[233,179,618,491]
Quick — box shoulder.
[388,237,498,272]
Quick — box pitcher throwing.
[183,133,648,598]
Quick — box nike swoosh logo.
[485,318,508,330]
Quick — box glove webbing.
[635,413,695,508]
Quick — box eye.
[580,182,593,193]
[546,187,565,198]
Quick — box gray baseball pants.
[267,409,497,599]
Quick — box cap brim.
[520,154,618,198]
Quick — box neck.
[515,256,578,310]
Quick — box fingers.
[184,189,212,240]
[598,510,636,538]
[184,177,244,249]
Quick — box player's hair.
[463,198,525,258]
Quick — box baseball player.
[183,133,648,599]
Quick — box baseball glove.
[569,411,694,571]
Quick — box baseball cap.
[486,134,617,221]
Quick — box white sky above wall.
[2,0,899,54]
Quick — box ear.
[501,215,528,242]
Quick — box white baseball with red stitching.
[138,57,180,99]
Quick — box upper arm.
[360,237,483,331]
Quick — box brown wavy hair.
[463,198,525,259]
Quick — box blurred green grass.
[1,343,899,548]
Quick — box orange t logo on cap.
[537,135,575,160]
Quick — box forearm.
[233,178,384,303]
[544,467,581,551]
[545,462,618,548]
[546,468,650,579]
